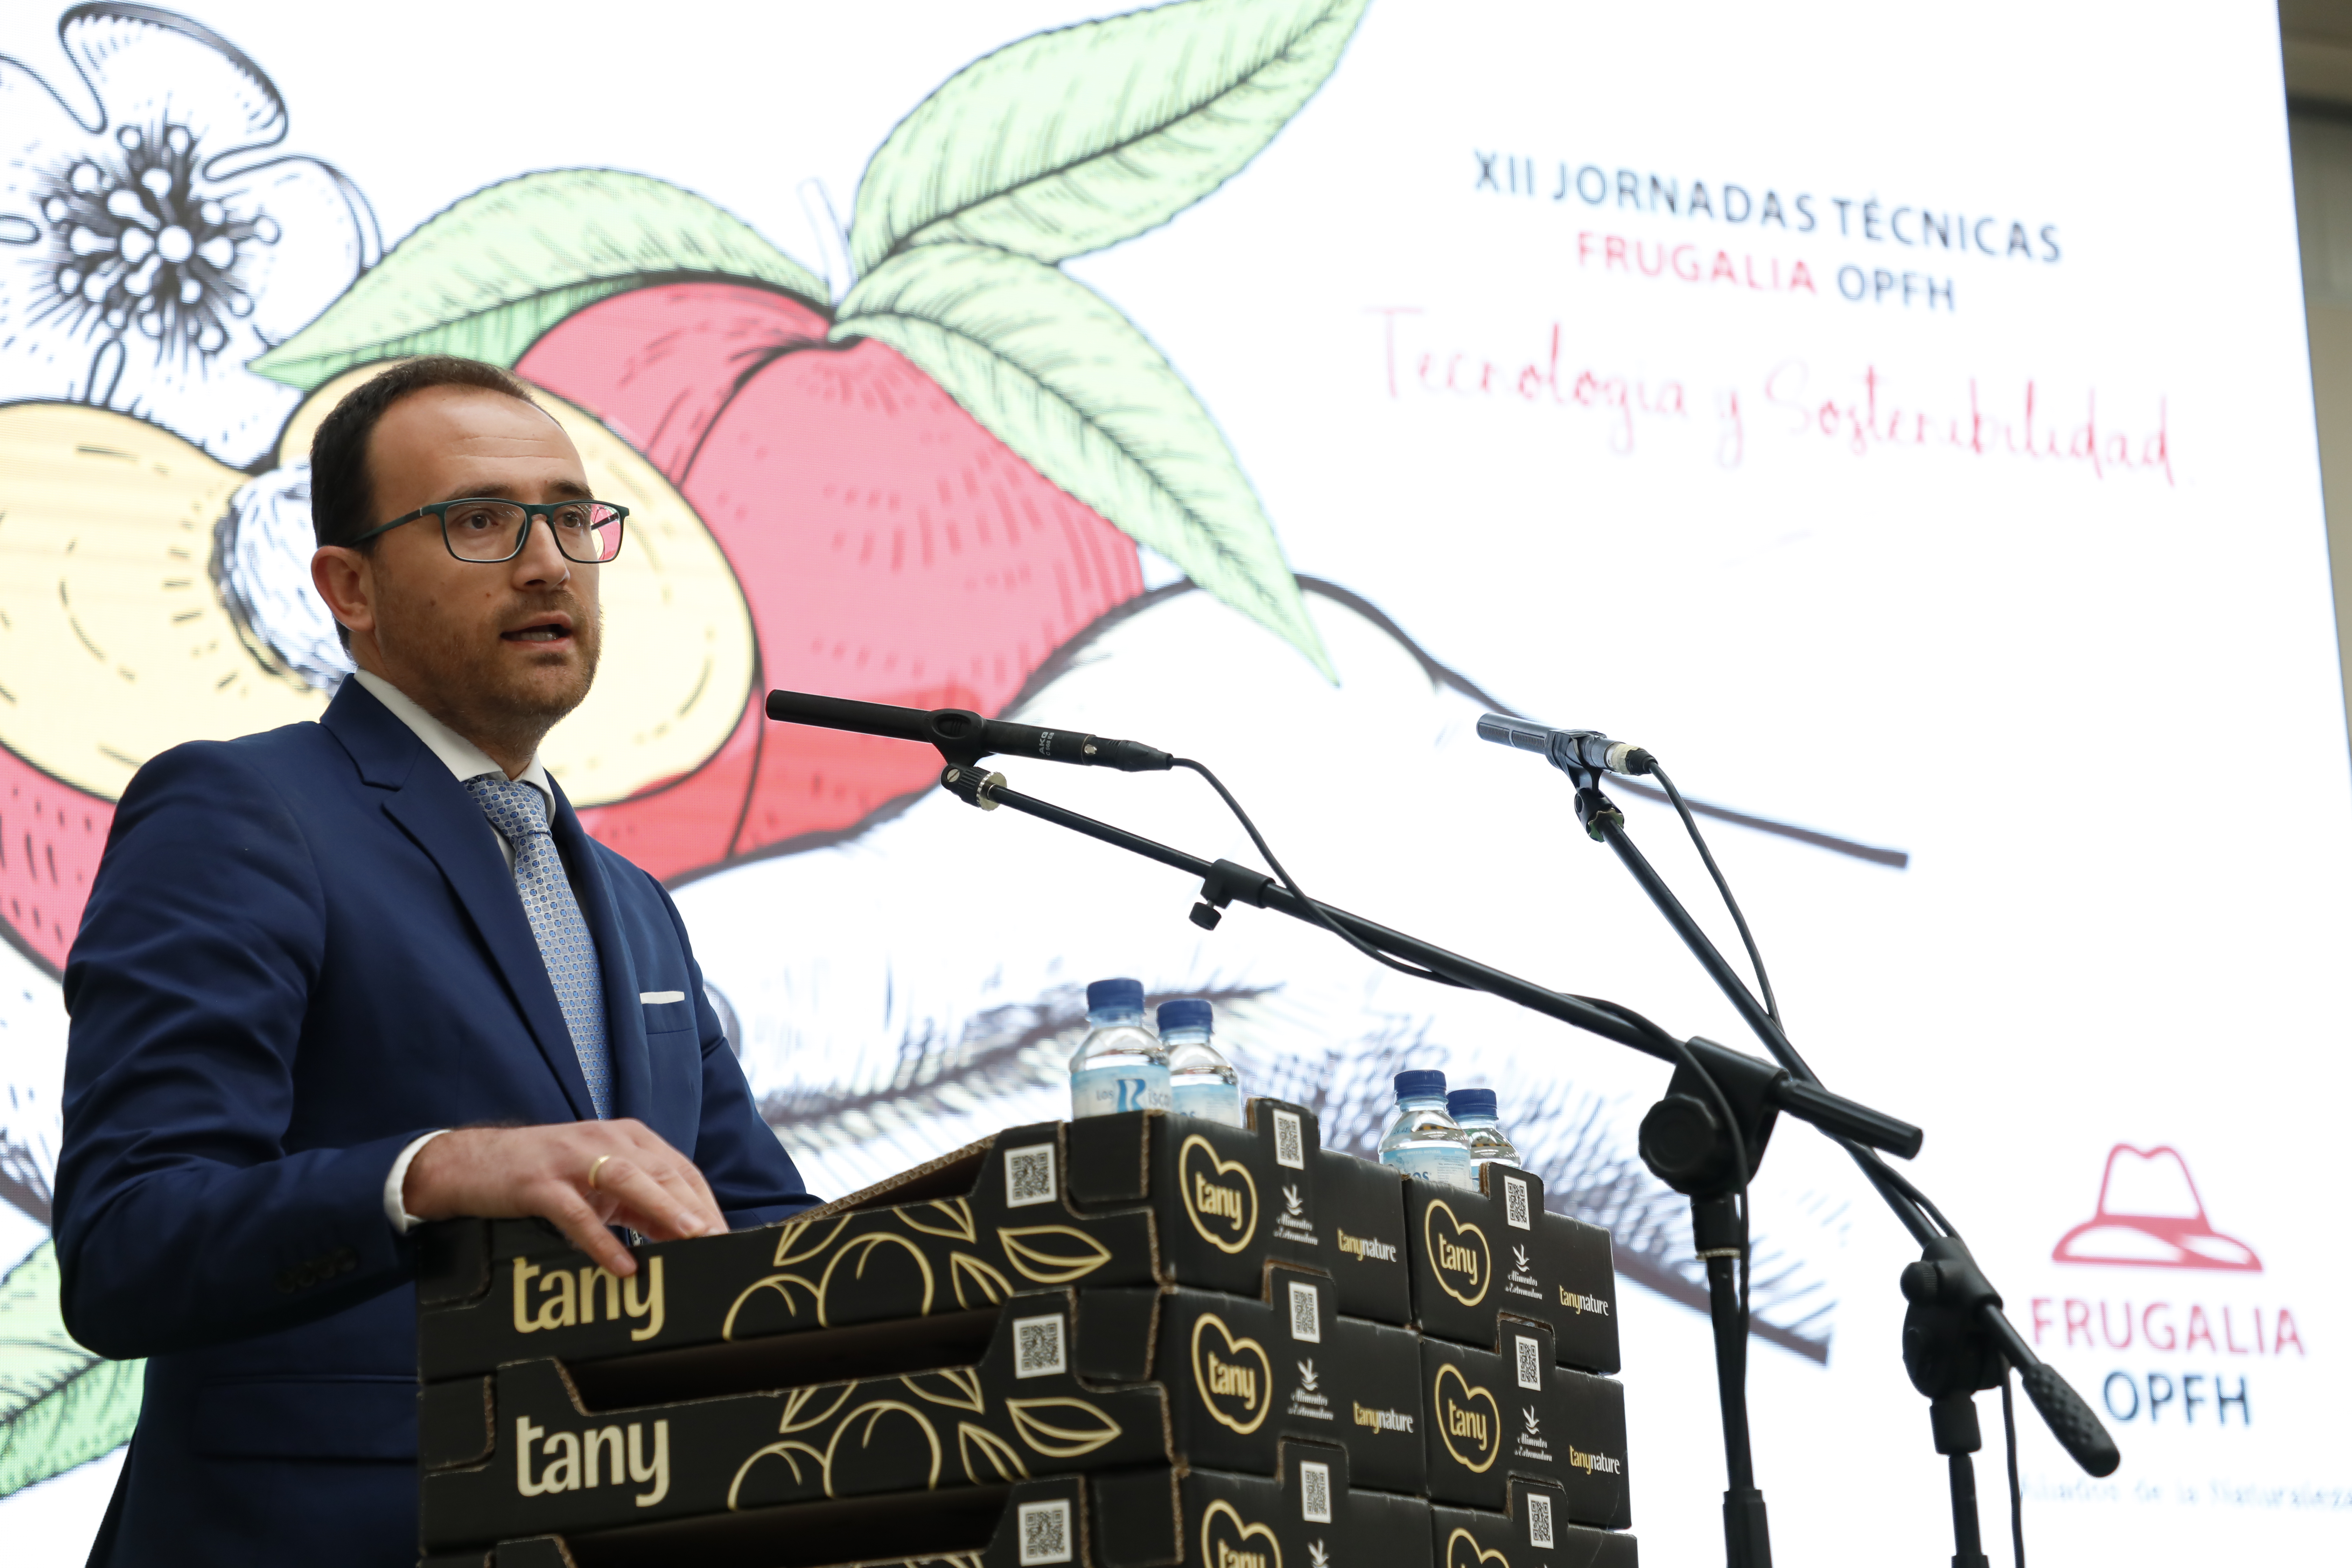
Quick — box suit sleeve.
[649,880,820,1227]
[53,742,432,1360]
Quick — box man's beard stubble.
[373,577,601,764]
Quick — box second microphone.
[764,688,1175,771]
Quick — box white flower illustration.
[0,5,378,464]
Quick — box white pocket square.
[639,990,685,1005]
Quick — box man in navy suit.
[53,356,816,1564]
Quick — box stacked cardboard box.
[414,1101,1634,1568]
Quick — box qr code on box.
[1527,1491,1555,1548]
[1018,1499,1073,1565]
[1014,1313,1067,1378]
[1273,1108,1305,1169]
[1300,1460,1332,1523]
[1516,1335,1542,1391]
[1287,1280,1322,1343]
[1006,1143,1057,1208]
[1503,1174,1531,1230]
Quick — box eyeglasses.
[347,497,629,564]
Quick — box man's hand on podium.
[404,1119,725,1275]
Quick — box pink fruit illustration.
[518,282,1145,876]
[0,763,109,974]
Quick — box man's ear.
[312,546,376,648]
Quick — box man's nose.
[509,514,573,588]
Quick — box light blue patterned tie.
[467,774,612,1119]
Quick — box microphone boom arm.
[936,763,1922,1156]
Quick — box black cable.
[1651,764,1779,1026]
[2003,1369,2025,1566]
[1175,754,1755,1454]
[1174,758,1471,988]
[1649,757,2018,1560]
[1847,1143,1958,1238]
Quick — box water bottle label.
[1071,1065,1172,1118]
[1171,1082,1246,1127]
[1382,1147,1475,1189]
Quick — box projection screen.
[0,2,2345,1561]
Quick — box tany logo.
[514,1416,670,1506]
[1337,1229,1398,1262]
[512,1255,664,1342]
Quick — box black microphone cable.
[1173,752,1753,1345]
[1648,753,2027,1556]
[1650,762,1780,1028]
[1171,757,1470,988]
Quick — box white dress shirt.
[354,670,556,1232]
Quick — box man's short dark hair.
[308,355,538,551]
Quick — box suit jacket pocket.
[191,1375,417,1461]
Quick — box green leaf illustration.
[0,1240,142,1497]
[250,170,827,390]
[836,244,1330,677]
[850,0,1369,275]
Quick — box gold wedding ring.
[588,1154,612,1190]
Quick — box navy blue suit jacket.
[54,678,814,1565]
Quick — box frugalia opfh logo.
[2034,1144,2299,1433]
[2052,1144,2259,1271]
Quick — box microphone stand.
[925,762,1924,1568]
[757,684,2117,1564]
[1554,769,2120,1568]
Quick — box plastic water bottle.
[1160,998,1244,1126]
[1377,1069,1474,1189]
[1448,1087,1521,1174]
[1069,978,1171,1118]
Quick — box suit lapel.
[323,680,595,1121]
[550,782,654,1126]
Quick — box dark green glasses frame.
[346,497,630,564]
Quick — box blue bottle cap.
[1157,998,1214,1033]
[1448,1088,1498,1119]
[1086,978,1146,1012]
[1394,1069,1449,1100]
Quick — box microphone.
[1476,713,1655,777]
[763,689,1173,771]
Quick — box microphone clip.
[1189,858,1276,931]
[940,765,1006,810]
[1572,783,1625,843]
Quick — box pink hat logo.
[2052,1144,2261,1272]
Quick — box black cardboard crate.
[419,1103,1410,1382]
[1402,1167,1620,1375]
[421,1269,1431,1552]
[1429,1479,1638,1568]
[419,1475,1128,1568]
[421,1442,1431,1568]
[1139,1265,1426,1494]
[1418,1322,1630,1527]
[419,1290,1170,1550]
[1066,1101,1409,1321]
